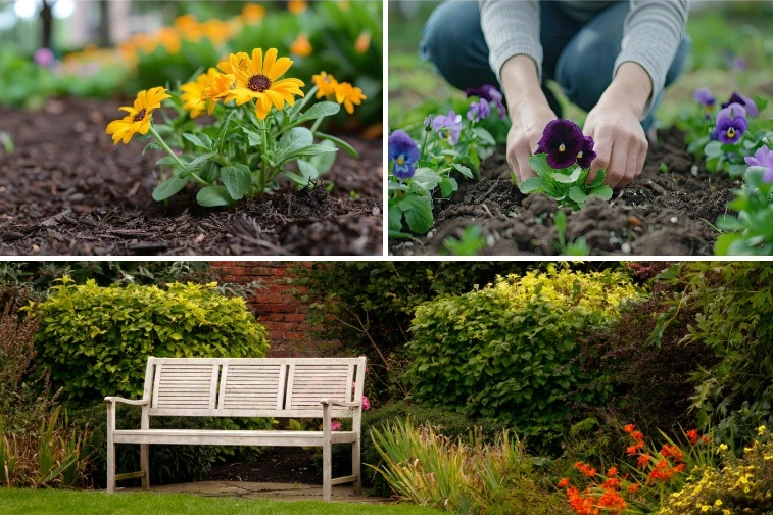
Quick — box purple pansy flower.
[722,91,759,118]
[745,145,773,183]
[716,104,747,144]
[577,136,596,169]
[465,84,506,120]
[535,119,584,169]
[692,87,716,108]
[432,110,463,145]
[388,130,420,180]
[467,99,490,122]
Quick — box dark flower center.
[133,109,146,122]
[247,74,272,92]
[727,127,735,138]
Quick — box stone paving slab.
[119,480,391,504]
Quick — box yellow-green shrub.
[30,277,269,404]
[657,426,773,514]
[405,265,643,452]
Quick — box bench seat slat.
[113,429,356,446]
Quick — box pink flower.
[361,396,371,411]
[34,47,55,67]
[330,421,342,431]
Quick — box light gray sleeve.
[478,0,542,83]
[616,0,689,119]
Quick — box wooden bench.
[105,356,367,501]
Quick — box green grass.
[0,488,442,515]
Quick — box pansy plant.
[716,142,773,255]
[517,119,613,211]
[388,87,501,237]
[679,88,772,176]
[105,47,365,207]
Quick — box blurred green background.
[388,0,773,130]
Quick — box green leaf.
[589,184,613,201]
[439,177,458,197]
[412,168,443,190]
[459,156,482,179]
[293,101,340,126]
[279,144,338,165]
[452,163,473,179]
[221,165,252,200]
[704,140,724,158]
[152,175,188,201]
[550,167,581,184]
[155,156,180,167]
[278,127,314,154]
[242,128,262,147]
[568,186,588,206]
[388,204,404,232]
[284,171,311,186]
[473,127,496,146]
[314,131,359,159]
[398,195,434,234]
[528,153,553,178]
[297,159,320,180]
[519,176,546,194]
[142,142,160,156]
[728,163,748,177]
[308,140,338,174]
[183,133,210,150]
[196,185,234,207]
[180,152,216,179]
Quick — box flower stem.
[149,126,209,186]
[420,127,430,163]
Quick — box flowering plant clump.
[657,426,773,515]
[715,141,773,255]
[558,424,717,514]
[518,119,613,210]
[678,88,772,176]
[388,86,500,236]
[105,48,364,207]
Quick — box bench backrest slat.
[144,357,366,419]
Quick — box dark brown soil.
[204,447,323,484]
[0,97,382,256]
[390,127,735,256]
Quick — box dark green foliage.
[31,278,269,405]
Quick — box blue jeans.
[420,0,691,130]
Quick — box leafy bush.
[405,265,644,452]
[657,426,773,515]
[30,277,269,405]
[370,420,568,515]
[652,262,773,446]
[69,404,266,487]
[0,407,89,488]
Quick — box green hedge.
[31,277,269,405]
[404,266,644,453]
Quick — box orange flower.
[623,424,635,433]
[573,462,597,478]
[335,82,367,115]
[600,477,620,489]
[660,444,683,462]
[631,430,644,442]
[685,429,698,445]
[598,488,626,514]
[290,33,312,57]
[354,30,371,54]
[558,477,570,488]
[702,435,711,443]
[607,466,618,477]
[288,0,307,14]
[636,454,651,469]
[242,3,266,23]
[628,483,640,494]
[625,445,639,455]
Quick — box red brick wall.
[212,262,338,357]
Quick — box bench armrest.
[320,399,360,408]
[105,397,149,406]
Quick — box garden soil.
[391,127,735,256]
[0,97,382,256]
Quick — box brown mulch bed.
[391,127,734,256]
[0,97,382,256]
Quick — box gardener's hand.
[584,62,651,188]
[500,55,557,184]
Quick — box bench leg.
[352,440,361,496]
[106,441,115,493]
[140,444,150,489]
[323,440,332,501]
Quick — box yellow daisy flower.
[217,51,250,76]
[181,68,221,119]
[312,71,338,99]
[290,33,312,57]
[105,87,171,145]
[335,82,367,115]
[219,47,305,120]
[205,72,235,102]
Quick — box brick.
[257,304,296,314]
[283,314,307,322]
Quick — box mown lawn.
[0,488,442,515]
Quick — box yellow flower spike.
[105,87,171,145]
[354,31,371,54]
[222,47,305,121]
[290,33,312,57]
[312,71,338,99]
[334,82,367,115]
[288,0,307,15]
